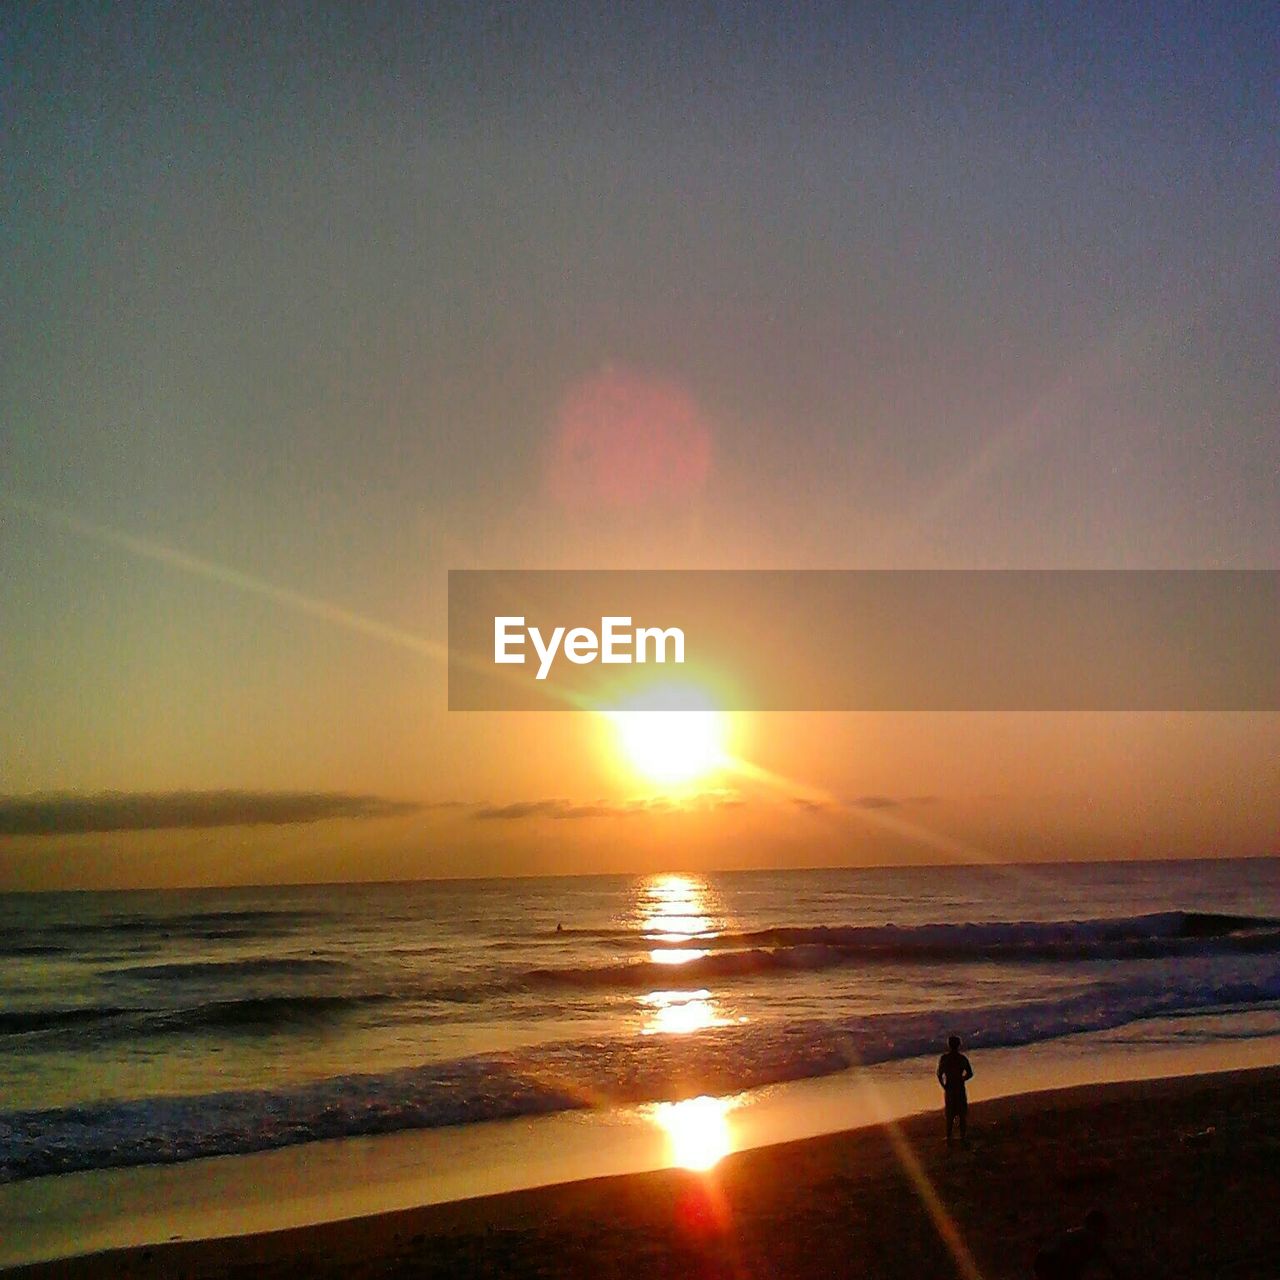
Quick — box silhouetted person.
[936,1034,973,1142]
[1033,1209,1120,1278]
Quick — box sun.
[605,688,728,786]
[611,709,727,784]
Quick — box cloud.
[697,789,746,810]
[850,794,939,810]
[472,799,575,821]
[791,796,835,813]
[790,794,939,813]
[472,791,744,821]
[472,798,640,821]
[0,791,424,836]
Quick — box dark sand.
[9,1066,1280,1279]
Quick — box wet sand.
[8,1066,1279,1279]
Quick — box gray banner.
[448,570,1278,711]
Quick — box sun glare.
[606,691,728,787]
[652,1095,736,1170]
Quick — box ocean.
[3,858,1280,1185]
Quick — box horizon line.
[3,851,1276,897]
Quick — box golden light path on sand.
[651,1095,737,1171]
[630,871,986,1273]
[633,874,747,1171]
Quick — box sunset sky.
[2,3,1276,888]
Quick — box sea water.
[3,858,1280,1184]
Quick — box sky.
[2,2,1276,888]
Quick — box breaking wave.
[3,964,1279,1182]
[525,912,1280,989]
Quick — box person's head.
[948,1035,961,1051]
[1084,1208,1109,1237]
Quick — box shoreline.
[5,1026,1280,1269]
[7,1060,1280,1279]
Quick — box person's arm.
[963,1057,973,1082]
[936,1057,946,1086]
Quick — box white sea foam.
[4,963,1279,1182]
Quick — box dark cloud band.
[0,792,423,836]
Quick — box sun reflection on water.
[637,872,719,942]
[647,917,710,938]
[640,988,734,1035]
[633,874,746,1037]
[649,948,709,965]
[652,1095,736,1171]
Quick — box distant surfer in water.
[936,1034,973,1142]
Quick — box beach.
[5,866,1280,1276]
[8,1064,1278,1279]
[6,3,1276,1274]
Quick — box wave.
[525,912,1280,989]
[4,965,1279,1182]
[30,908,324,941]
[0,1007,139,1034]
[163,993,390,1032]
[104,957,349,981]
[739,911,1273,948]
[0,909,330,961]
[109,908,324,930]
[544,911,1278,952]
[0,993,386,1040]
